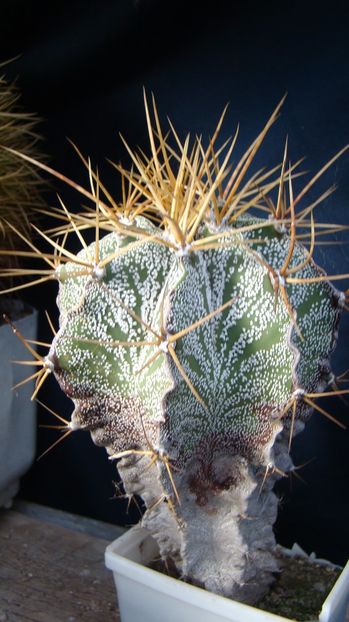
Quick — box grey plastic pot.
[0,307,38,508]
[105,526,349,622]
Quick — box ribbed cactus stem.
[48,211,342,602]
[2,96,347,604]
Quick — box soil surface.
[258,550,341,621]
[149,551,341,622]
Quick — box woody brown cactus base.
[2,95,348,604]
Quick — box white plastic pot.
[105,526,349,622]
[0,307,38,508]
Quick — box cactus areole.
[3,96,347,605]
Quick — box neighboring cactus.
[2,95,348,604]
[0,68,44,280]
[0,66,45,510]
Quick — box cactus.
[2,95,348,604]
[0,68,44,279]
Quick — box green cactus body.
[49,212,342,602]
[3,98,346,603]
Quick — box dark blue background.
[2,0,348,563]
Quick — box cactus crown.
[2,93,348,603]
